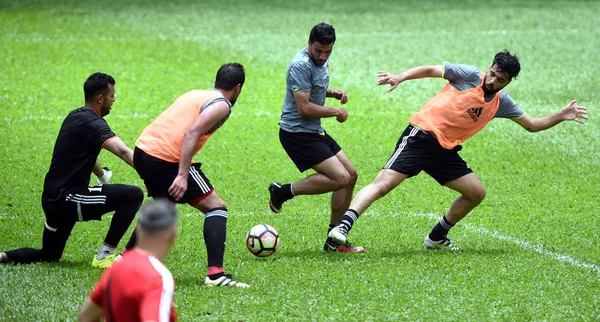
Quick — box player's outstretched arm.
[377,65,444,92]
[104,137,135,168]
[168,101,230,201]
[512,100,588,132]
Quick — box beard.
[101,104,111,117]
[482,84,499,96]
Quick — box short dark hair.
[214,62,245,91]
[84,72,115,102]
[492,50,520,79]
[309,22,336,45]
[138,200,177,233]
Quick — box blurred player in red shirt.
[79,200,178,322]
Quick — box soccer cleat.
[268,182,283,213]
[204,274,250,288]
[91,253,119,269]
[323,238,365,253]
[327,224,348,245]
[424,235,459,251]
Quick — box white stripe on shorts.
[65,194,107,204]
[44,221,57,232]
[384,126,420,169]
[189,166,211,193]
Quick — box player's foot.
[204,274,250,288]
[323,238,365,253]
[91,253,119,269]
[424,235,459,251]
[268,182,283,213]
[327,224,348,245]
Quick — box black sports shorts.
[134,147,214,205]
[383,124,473,185]
[279,128,342,172]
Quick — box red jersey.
[90,249,177,322]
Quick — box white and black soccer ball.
[246,224,279,257]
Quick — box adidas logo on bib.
[467,107,483,122]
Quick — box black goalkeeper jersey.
[42,107,115,202]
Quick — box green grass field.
[1,0,599,320]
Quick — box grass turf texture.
[1,0,599,320]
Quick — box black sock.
[339,209,359,232]
[428,215,454,241]
[277,183,294,202]
[204,208,228,268]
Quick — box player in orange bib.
[328,50,588,250]
[133,63,249,287]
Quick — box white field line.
[407,212,600,275]
[176,211,600,275]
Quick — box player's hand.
[335,108,349,123]
[96,167,112,185]
[331,90,348,104]
[168,174,188,202]
[377,71,403,92]
[561,100,588,124]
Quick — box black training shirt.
[42,107,115,202]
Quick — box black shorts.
[279,128,342,172]
[383,124,473,185]
[42,184,143,227]
[134,147,214,204]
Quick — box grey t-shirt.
[279,48,330,133]
[443,62,525,119]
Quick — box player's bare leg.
[269,156,351,213]
[324,151,363,252]
[329,169,407,245]
[443,173,487,223]
[425,173,486,250]
[330,150,358,225]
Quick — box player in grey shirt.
[268,23,364,253]
[329,50,588,251]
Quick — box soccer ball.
[246,224,279,257]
